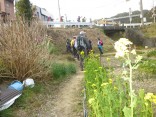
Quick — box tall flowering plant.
[114,38,156,117]
[84,38,156,117]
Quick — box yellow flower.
[114,86,118,90]
[101,83,109,87]
[94,90,97,93]
[92,84,96,87]
[80,51,84,55]
[109,79,113,84]
[95,55,99,57]
[152,99,156,104]
[151,95,156,99]
[106,58,110,61]
[145,102,148,106]
[88,98,95,104]
[144,93,153,100]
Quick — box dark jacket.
[77,34,90,50]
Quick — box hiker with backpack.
[76,31,90,70]
[66,38,72,53]
[71,36,77,58]
[97,38,103,54]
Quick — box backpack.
[77,36,86,51]
[100,40,103,46]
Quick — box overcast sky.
[30,0,155,21]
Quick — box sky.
[30,0,156,21]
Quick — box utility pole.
[153,0,155,23]
[58,0,61,22]
[129,8,132,28]
[140,0,144,26]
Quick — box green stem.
[127,53,133,117]
[109,96,113,117]
[129,63,133,117]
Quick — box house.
[0,0,15,22]
[33,6,54,22]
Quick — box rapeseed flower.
[88,98,95,104]
[80,51,84,55]
[109,79,113,83]
[92,84,96,87]
[144,93,153,100]
[101,83,109,87]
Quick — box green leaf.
[123,106,131,117]
[130,95,137,108]
[132,64,139,69]
[139,89,145,98]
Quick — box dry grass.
[0,20,49,81]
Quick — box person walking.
[88,39,93,53]
[97,38,103,54]
[72,36,77,58]
[66,38,72,53]
[76,31,90,71]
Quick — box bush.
[50,62,76,79]
[0,20,48,81]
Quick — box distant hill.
[110,7,156,23]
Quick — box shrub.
[0,20,48,81]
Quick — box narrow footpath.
[35,70,84,117]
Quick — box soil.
[20,70,84,117]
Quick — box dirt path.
[35,70,84,117]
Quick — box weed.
[50,62,76,79]
[0,108,15,117]
[147,50,156,57]
[139,59,156,74]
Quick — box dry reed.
[0,20,49,81]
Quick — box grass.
[0,82,45,116]
[0,63,77,116]
[50,62,76,79]
[138,59,156,75]
[146,50,156,57]
[140,23,156,38]
[0,109,15,117]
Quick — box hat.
[73,36,77,39]
[80,31,86,34]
